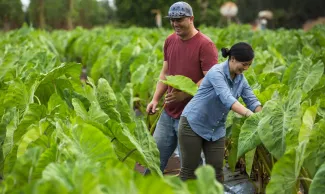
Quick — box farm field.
[0,24,325,193]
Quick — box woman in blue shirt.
[179,42,262,182]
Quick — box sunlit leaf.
[161,75,198,96]
[298,105,318,142]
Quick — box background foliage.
[0,0,324,30]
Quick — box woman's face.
[231,57,253,75]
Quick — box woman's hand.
[245,109,254,117]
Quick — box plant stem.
[298,177,312,182]
[149,103,165,135]
[34,95,41,105]
[256,147,271,175]
[299,167,311,193]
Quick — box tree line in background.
[0,0,324,30]
[0,0,115,31]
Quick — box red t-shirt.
[164,31,218,118]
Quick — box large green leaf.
[116,93,133,123]
[193,165,224,194]
[228,117,243,171]
[106,120,162,176]
[122,83,134,110]
[266,142,307,194]
[131,64,149,85]
[3,79,29,111]
[13,103,47,145]
[163,166,224,194]
[42,159,111,193]
[2,145,18,178]
[71,122,118,163]
[257,72,281,91]
[163,176,191,194]
[129,53,149,73]
[39,62,82,84]
[24,179,69,194]
[97,160,137,194]
[17,119,50,157]
[42,163,75,191]
[298,105,318,142]
[268,46,286,66]
[309,162,325,194]
[133,119,161,176]
[293,59,324,93]
[72,98,109,124]
[36,78,74,106]
[161,75,198,96]
[304,119,325,177]
[258,90,302,159]
[62,87,91,110]
[2,147,42,191]
[237,112,262,158]
[245,148,256,176]
[89,47,114,83]
[135,175,174,194]
[47,93,71,119]
[33,145,58,179]
[96,78,121,122]
[0,52,18,81]
[255,84,287,105]
[282,62,299,85]
[2,111,18,158]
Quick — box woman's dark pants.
[178,116,225,183]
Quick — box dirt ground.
[134,153,181,175]
[134,154,256,194]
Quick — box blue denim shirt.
[182,60,261,141]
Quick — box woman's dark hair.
[221,42,254,62]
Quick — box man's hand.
[146,100,159,114]
[165,91,191,104]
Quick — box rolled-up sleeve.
[208,70,237,109]
[241,78,261,111]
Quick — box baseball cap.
[166,2,193,19]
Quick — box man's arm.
[165,71,208,104]
[146,61,168,114]
[195,71,208,86]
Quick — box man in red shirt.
[146,1,218,174]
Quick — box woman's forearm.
[231,101,253,117]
